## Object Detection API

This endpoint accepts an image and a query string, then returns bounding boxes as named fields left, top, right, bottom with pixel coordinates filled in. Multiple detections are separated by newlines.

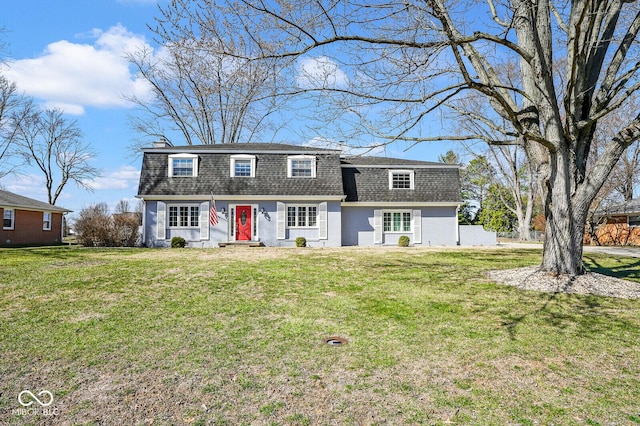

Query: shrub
left=74, top=203, right=141, bottom=247
left=74, top=203, right=115, bottom=247
left=171, top=236, right=187, bottom=248
left=295, top=237, right=307, bottom=247
left=398, top=236, right=410, bottom=247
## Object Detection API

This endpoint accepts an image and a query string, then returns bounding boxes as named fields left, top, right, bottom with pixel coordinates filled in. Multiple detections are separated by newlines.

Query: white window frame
left=168, top=154, right=198, bottom=177
left=168, top=204, right=200, bottom=228
left=230, top=154, right=256, bottom=177
left=383, top=210, right=412, bottom=233
left=389, top=170, right=415, bottom=189
left=3, top=208, right=14, bottom=230
left=43, top=212, right=52, bottom=231
left=287, top=155, right=316, bottom=178
left=286, top=204, right=319, bottom=228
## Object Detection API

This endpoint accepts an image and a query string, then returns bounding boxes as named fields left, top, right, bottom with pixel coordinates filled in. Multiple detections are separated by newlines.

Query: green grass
left=0, top=246, right=639, bottom=425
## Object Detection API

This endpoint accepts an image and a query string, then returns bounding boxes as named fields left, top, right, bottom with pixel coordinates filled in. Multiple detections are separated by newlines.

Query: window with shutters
left=286, top=204, right=318, bottom=228
left=383, top=211, right=411, bottom=232
left=168, top=205, right=200, bottom=228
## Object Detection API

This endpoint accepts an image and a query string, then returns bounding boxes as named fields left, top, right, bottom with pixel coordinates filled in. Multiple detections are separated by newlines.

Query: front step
left=218, top=241, right=265, bottom=248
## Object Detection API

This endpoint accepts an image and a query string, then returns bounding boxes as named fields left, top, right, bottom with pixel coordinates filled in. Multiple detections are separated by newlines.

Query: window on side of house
left=43, top=212, right=52, bottom=231
left=168, top=205, right=200, bottom=228
left=168, top=154, right=198, bottom=177
left=288, top=155, right=316, bottom=178
left=3, top=208, right=14, bottom=230
left=230, top=155, right=256, bottom=177
left=389, top=170, right=414, bottom=189
left=629, top=215, right=640, bottom=227
left=286, top=204, right=318, bottom=228
left=383, top=211, right=411, bottom=232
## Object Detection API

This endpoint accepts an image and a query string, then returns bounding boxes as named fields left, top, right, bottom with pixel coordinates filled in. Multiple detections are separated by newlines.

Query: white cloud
left=4, top=24, right=153, bottom=115
left=296, top=56, right=349, bottom=90
left=83, top=165, right=140, bottom=190
left=0, top=174, right=49, bottom=201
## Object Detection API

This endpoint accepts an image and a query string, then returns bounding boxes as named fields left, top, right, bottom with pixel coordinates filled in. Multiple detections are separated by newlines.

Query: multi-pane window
left=383, top=211, right=411, bottom=232
left=168, top=154, right=198, bottom=177
left=287, top=205, right=318, bottom=227
left=43, top=212, right=51, bottom=231
left=234, top=160, right=252, bottom=176
left=168, top=205, right=200, bottom=227
left=230, top=155, right=256, bottom=177
left=3, top=208, right=14, bottom=229
left=288, top=156, right=316, bottom=178
left=390, top=170, right=414, bottom=189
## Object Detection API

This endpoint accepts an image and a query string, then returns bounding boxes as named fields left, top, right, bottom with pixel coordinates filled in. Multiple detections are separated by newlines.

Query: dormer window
left=168, top=154, right=198, bottom=177
left=389, top=170, right=414, bottom=189
left=230, top=154, right=256, bottom=177
left=288, top=155, right=316, bottom=178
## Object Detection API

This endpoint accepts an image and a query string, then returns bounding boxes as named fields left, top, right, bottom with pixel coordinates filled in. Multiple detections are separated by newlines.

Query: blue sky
left=1, top=0, right=454, bottom=216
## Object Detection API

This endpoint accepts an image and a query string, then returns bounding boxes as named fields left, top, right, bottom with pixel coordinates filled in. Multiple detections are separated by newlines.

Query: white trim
left=3, top=208, right=14, bottom=230
left=144, top=147, right=339, bottom=155
left=167, top=204, right=201, bottom=228
left=277, top=202, right=286, bottom=240
left=412, top=209, right=422, bottom=244
left=342, top=163, right=459, bottom=169
left=156, top=202, right=166, bottom=240
left=230, top=154, right=256, bottom=177
left=43, top=211, right=52, bottom=231
left=229, top=203, right=259, bottom=241
left=287, top=155, right=317, bottom=178
left=286, top=204, right=319, bottom=229
left=382, top=210, right=413, bottom=233
left=318, top=202, right=328, bottom=239
left=341, top=201, right=461, bottom=207
left=373, top=210, right=383, bottom=244
left=389, top=170, right=415, bottom=190
left=168, top=153, right=198, bottom=177
left=139, top=195, right=345, bottom=202
left=200, top=201, right=210, bottom=240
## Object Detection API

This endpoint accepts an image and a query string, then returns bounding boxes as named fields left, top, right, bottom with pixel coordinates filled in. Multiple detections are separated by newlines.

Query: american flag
left=209, top=199, right=219, bottom=227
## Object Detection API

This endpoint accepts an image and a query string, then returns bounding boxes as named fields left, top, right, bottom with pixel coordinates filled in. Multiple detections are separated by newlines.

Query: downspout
left=456, top=205, right=460, bottom=246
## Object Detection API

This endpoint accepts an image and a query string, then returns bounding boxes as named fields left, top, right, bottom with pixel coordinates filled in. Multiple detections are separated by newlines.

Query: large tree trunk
left=538, top=147, right=588, bottom=275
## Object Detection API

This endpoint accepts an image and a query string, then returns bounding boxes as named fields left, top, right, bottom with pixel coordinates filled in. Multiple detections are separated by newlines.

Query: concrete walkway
left=496, top=242, right=640, bottom=258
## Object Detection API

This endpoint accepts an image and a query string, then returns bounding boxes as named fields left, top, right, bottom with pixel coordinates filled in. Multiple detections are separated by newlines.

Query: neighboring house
left=0, top=190, right=71, bottom=246
left=588, top=199, right=640, bottom=246
left=136, top=141, right=464, bottom=247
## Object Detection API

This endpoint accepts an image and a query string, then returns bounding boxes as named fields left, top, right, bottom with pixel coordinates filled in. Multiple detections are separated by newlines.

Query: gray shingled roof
left=138, top=143, right=345, bottom=197
left=145, top=142, right=342, bottom=154
left=0, top=190, right=72, bottom=212
left=137, top=143, right=462, bottom=203
left=341, top=156, right=462, bottom=203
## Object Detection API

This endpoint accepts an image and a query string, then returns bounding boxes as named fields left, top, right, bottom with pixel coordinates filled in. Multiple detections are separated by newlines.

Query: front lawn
left=1, top=247, right=639, bottom=425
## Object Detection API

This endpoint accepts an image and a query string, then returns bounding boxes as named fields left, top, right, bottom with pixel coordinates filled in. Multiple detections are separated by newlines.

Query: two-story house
left=136, top=142, right=463, bottom=247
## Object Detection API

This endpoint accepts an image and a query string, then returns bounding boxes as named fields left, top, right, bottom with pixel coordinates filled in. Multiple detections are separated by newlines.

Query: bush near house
left=171, top=236, right=187, bottom=248
left=295, top=237, right=307, bottom=247
left=398, top=235, right=410, bottom=247
left=74, top=203, right=140, bottom=247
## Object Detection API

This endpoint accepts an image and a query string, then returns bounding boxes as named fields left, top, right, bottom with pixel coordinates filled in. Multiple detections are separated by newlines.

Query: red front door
left=235, top=206, right=252, bottom=240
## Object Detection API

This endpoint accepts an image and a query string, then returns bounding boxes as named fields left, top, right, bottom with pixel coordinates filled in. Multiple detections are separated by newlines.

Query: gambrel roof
left=137, top=143, right=345, bottom=198
left=341, top=156, right=462, bottom=203
left=137, top=142, right=462, bottom=204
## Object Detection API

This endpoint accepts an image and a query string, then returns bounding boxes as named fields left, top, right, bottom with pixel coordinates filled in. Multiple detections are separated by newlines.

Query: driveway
left=497, top=242, right=640, bottom=258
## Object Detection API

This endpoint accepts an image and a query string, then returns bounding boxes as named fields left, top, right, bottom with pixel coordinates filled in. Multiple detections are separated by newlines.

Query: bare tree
left=168, top=0, right=640, bottom=276
left=126, top=1, right=292, bottom=146
left=0, top=77, right=27, bottom=178
left=13, top=108, right=100, bottom=205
